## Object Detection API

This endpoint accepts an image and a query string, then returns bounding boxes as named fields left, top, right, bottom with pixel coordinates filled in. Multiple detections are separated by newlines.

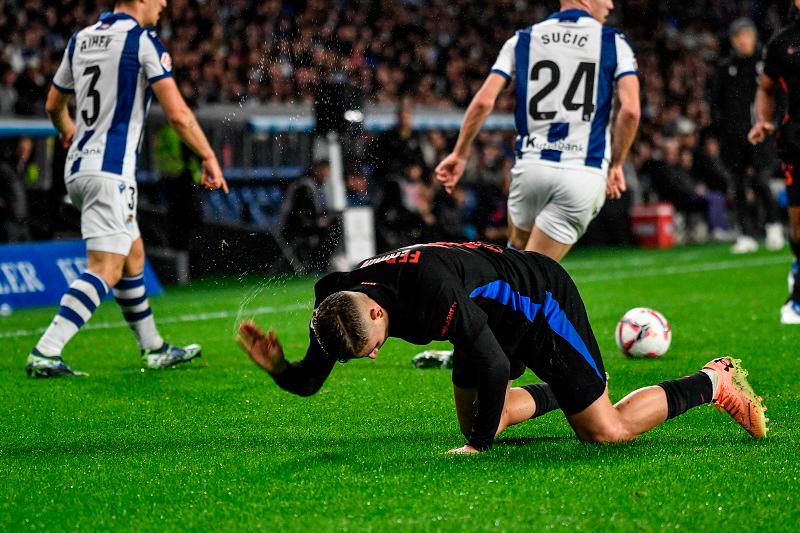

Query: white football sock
left=701, top=368, right=719, bottom=398
left=35, top=271, right=109, bottom=356
left=113, top=273, right=164, bottom=351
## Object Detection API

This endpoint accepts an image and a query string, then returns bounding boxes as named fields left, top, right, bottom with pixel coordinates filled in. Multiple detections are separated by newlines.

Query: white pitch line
left=0, top=254, right=790, bottom=339
left=573, top=254, right=788, bottom=283
left=0, top=302, right=312, bottom=339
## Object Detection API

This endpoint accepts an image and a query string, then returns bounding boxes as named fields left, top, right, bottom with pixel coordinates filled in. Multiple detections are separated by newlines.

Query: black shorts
left=452, top=258, right=606, bottom=415
left=782, top=162, right=800, bottom=207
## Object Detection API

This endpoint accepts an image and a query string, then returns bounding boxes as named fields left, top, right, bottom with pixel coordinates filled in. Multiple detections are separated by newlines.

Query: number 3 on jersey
left=82, top=65, right=102, bottom=127
left=529, top=61, right=596, bottom=122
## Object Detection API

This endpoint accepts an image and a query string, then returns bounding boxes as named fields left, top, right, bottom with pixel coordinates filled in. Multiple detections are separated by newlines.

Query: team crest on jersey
left=160, top=52, right=172, bottom=72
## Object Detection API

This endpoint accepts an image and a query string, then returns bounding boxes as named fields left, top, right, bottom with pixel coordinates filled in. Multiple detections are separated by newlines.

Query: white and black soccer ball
left=615, top=307, right=671, bottom=358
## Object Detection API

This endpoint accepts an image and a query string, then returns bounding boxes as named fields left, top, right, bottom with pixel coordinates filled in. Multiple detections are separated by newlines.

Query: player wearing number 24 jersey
left=436, top=0, right=640, bottom=261
left=26, top=0, right=227, bottom=378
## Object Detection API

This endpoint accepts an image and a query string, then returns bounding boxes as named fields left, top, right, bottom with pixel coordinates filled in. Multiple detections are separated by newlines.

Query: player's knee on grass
left=573, top=421, right=632, bottom=444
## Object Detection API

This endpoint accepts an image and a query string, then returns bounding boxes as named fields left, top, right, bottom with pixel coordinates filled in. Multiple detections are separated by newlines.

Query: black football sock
left=790, top=238, right=800, bottom=260
left=657, top=371, right=713, bottom=420
left=521, top=383, right=559, bottom=418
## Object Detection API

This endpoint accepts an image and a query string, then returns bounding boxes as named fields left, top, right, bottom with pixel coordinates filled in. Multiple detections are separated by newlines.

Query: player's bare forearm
left=609, top=75, right=640, bottom=167
left=610, top=110, right=639, bottom=167
left=453, top=98, right=494, bottom=158
left=45, top=86, right=75, bottom=145
left=748, top=75, right=777, bottom=144
left=453, top=74, right=507, bottom=157
left=151, top=77, right=216, bottom=161
left=169, top=110, right=215, bottom=160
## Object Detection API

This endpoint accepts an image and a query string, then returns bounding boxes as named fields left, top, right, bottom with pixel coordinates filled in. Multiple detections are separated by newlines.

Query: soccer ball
left=615, top=307, right=671, bottom=358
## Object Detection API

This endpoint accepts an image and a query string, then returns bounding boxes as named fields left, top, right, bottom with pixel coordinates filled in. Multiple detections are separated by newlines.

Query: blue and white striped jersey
left=52, top=12, right=173, bottom=184
left=491, top=9, right=638, bottom=174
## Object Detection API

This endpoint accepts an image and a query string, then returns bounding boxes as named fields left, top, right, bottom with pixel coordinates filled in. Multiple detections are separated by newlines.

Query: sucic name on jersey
left=540, top=31, right=589, bottom=48
left=519, top=135, right=585, bottom=153
left=80, top=35, right=112, bottom=52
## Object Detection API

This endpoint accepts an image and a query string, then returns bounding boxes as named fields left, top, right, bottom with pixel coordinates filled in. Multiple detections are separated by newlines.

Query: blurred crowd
left=0, top=0, right=796, bottom=250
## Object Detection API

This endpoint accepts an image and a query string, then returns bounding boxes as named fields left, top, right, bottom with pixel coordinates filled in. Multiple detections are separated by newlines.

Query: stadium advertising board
left=0, top=240, right=162, bottom=309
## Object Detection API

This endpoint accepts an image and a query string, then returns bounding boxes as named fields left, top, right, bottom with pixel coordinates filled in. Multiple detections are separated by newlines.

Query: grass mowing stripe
left=0, top=301, right=312, bottom=339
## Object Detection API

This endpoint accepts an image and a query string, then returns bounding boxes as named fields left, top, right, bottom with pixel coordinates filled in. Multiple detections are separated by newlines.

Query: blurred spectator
left=367, top=98, right=426, bottom=188
left=374, top=179, right=433, bottom=252
left=154, top=82, right=203, bottom=251
left=0, top=137, right=32, bottom=241
left=693, top=137, right=732, bottom=194
left=652, top=139, right=730, bottom=240
left=280, top=160, right=339, bottom=271
left=345, top=166, right=370, bottom=206
left=0, top=62, right=18, bottom=114
left=0, top=0, right=795, bottom=248
left=709, top=17, right=783, bottom=253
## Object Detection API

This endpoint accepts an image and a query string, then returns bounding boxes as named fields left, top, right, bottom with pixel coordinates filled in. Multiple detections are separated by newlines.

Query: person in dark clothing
left=749, top=1, right=800, bottom=323
left=280, top=160, right=340, bottom=272
left=373, top=179, right=432, bottom=251
left=652, top=139, right=729, bottom=237
left=237, top=242, right=768, bottom=453
left=0, top=137, right=32, bottom=242
left=710, top=18, right=784, bottom=253
left=366, top=98, right=426, bottom=188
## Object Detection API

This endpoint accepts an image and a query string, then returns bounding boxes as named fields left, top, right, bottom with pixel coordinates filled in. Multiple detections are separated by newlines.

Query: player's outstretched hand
left=446, top=444, right=480, bottom=455
left=201, top=156, right=229, bottom=194
left=237, top=320, right=287, bottom=375
left=435, top=153, right=467, bottom=194
left=748, top=121, right=775, bottom=145
left=606, top=164, right=627, bottom=200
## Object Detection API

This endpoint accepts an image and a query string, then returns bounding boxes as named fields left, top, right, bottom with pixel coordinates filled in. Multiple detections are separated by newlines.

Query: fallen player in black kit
left=237, top=242, right=768, bottom=453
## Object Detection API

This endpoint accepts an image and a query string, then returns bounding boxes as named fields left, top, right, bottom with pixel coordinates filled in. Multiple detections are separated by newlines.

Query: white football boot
left=765, top=223, right=786, bottom=251
left=731, top=235, right=759, bottom=254
left=780, top=300, right=800, bottom=324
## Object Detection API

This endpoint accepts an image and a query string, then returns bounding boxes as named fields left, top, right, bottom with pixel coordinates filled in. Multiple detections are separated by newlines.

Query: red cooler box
left=630, top=202, right=674, bottom=248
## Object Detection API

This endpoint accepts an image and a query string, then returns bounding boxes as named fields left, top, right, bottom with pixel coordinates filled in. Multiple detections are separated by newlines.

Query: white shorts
left=507, top=161, right=607, bottom=245
left=66, top=176, right=140, bottom=256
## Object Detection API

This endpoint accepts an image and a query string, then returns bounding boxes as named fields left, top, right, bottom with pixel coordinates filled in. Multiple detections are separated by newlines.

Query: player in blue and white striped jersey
left=436, top=0, right=640, bottom=261
left=26, top=0, right=228, bottom=378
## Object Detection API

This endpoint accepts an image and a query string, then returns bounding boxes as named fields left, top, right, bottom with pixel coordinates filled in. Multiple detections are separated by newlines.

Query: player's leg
left=524, top=167, right=606, bottom=261
left=452, top=353, right=558, bottom=437
left=780, top=162, right=800, bottom=323
left=113, top=235, right=201, bottom=369
left=26, top=178, right=131, bottom=377
left=453, top=381, right=558, bottom=437
left=508, top=219, right=572, bottom=260
left=524, top=226, right=573, bottom=261
left=567, top=357, right=768, bottom=442
left=752, top=141, right=784, bottom=251
left=112, top=237, right=164, bottom=353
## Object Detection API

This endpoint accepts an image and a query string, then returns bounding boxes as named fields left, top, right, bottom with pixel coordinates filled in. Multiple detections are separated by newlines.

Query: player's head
left=115, top=0, right=167, bottom=27
left=566, top=0, right=614, bottom=24
left=729, top=18, right=757, bottom=57
left=312, top=291, right=389, bottom=362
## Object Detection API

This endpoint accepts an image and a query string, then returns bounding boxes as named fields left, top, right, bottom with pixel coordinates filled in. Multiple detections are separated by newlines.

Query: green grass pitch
left=1, top=244, right=799, bottom=531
